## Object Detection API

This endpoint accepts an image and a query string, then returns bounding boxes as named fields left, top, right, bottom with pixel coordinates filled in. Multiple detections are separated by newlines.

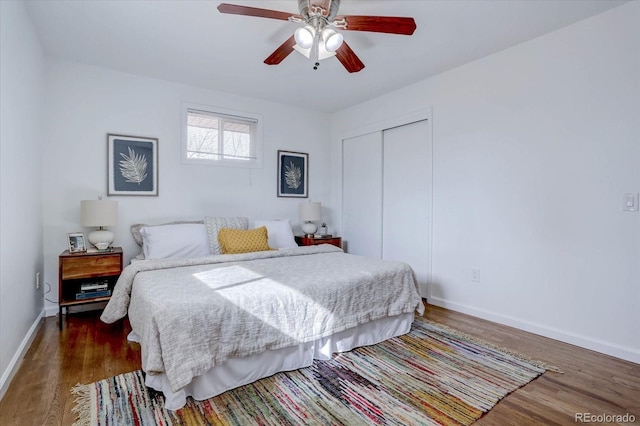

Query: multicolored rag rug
left=72, top=318, right=557, bottom=425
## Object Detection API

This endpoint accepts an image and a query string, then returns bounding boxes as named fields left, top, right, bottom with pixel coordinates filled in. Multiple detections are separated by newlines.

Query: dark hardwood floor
left=0, top=304, right=638, bottom=425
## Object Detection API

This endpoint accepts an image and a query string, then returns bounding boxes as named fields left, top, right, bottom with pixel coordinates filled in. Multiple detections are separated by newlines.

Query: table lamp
left=81, top=199, right=118, bottom=250
left=299, top=201, right=321, bottom=237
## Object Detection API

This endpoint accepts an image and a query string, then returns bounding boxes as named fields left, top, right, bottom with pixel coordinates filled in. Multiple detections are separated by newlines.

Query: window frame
left=181, top=102, right=263, bottom=168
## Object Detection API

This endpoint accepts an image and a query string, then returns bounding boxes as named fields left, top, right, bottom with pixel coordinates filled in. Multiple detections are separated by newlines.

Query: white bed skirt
left=131, top=313, right=414, bottom=410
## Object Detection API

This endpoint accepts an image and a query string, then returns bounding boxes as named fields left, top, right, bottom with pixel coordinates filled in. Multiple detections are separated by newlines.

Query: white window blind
left=182, top=104, right=262, bottom=168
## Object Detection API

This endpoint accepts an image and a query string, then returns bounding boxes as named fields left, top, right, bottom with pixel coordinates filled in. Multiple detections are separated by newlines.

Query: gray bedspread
left=101, top=245, right=423, bottom=393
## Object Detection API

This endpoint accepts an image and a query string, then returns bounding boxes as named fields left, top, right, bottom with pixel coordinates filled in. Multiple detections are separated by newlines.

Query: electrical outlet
left=623, top=193, right=638, bottom=212
left=36, top=272, right=40, bottom=290
left=471, top=268, right=480, bottom=283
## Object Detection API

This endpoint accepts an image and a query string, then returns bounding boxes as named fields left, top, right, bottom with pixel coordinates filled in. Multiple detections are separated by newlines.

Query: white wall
left=42, top=60, right=332, bottom=315
left=332, top=2, right=640, bottom=362
left=0, top=1, right=46, bottom=397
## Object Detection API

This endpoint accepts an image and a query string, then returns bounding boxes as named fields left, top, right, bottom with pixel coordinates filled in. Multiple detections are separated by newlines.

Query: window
left=182, top=103, right=262, bottom=168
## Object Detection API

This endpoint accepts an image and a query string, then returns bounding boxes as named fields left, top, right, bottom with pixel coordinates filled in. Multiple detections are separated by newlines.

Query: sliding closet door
left=382, top=120, right=431, bottom=295
left=342, top=132, right=383, bottom=258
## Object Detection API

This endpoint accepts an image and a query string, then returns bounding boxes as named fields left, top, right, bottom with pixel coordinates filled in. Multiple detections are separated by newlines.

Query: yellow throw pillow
left=218, top=226, right=273, bottom=254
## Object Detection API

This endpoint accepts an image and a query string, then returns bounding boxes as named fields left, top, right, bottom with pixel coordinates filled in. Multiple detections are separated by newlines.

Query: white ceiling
left=24, top=0, right=627, bottom=112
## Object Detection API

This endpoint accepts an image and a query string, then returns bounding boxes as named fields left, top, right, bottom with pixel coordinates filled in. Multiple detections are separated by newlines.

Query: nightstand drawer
left=61, top=254, right=121, bottom=279
left=295, top=236, right=342, bottom=249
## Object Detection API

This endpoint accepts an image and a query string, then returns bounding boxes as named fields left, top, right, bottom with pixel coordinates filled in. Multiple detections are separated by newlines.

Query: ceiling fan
left=217, top=0, right=416, bottom=73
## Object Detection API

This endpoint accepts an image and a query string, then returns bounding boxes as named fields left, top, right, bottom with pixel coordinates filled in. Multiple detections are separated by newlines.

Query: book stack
left=76, top=280, right=111, bottom=300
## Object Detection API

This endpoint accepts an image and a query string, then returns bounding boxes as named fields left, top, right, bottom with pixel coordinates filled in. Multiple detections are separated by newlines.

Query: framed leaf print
left=277, top=150, right=308, bottom=198
left=107, top=134, right=158, bottom=196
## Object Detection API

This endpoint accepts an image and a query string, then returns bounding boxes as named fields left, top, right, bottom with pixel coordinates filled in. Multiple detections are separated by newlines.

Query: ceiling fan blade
left=264, top=35, right=296, bottom=65
left=217, top=3, right=299, bottom=21
left=337, top=15, right=417, bottom=35
left=335, top=41, right=365, bottom=73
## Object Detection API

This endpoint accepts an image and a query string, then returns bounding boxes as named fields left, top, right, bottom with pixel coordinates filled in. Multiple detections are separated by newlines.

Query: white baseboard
left=428, top=297, right=640, bottom=364
left=0, top=308, right=45, bottom=401
left=44, top=304, right=58, bottom=317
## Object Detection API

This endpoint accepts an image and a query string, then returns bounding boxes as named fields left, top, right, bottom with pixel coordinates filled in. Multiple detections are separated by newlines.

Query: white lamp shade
left=322, top=28, right=343, bottom=52
left=299, top=201, right=321, bottom=222
left=294, top=26, right=315, bottom=49
left=293, top=42, right=337, bottom=61
left=81, top=200, right=118, bottom=227
left=292, top=44, right=312, bottom=59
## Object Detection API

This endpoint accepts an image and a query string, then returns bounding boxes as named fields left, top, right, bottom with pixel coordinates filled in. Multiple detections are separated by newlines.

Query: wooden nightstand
left=58, top=247, right=123, bottom=330
left=295, top=235, right=342, bottom=249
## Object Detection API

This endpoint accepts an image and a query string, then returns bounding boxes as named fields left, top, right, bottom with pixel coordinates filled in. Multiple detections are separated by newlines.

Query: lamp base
left=301, top=221, right=317, bottom=237
left=88, top=229, right=114, bottom=250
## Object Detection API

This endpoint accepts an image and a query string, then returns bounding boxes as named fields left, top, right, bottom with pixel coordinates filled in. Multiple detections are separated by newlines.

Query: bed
left=101, top=219, right=424, bottom=410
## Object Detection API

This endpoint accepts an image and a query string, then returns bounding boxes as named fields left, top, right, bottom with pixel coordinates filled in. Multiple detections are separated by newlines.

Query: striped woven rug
left=72, top=317, right=555, bottom=425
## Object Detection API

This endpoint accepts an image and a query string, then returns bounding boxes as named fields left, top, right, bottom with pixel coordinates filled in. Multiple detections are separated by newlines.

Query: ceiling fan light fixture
left=317, top=42, right=337, bottom=60
left=293, top=43, right=336, bottom=61
left=293, top=44, right=312, bottom=59
left=322, top=28, right=343, bottom=52
left=219, top=1, right=416, bottom=73
left=294, top=25, right=315, bottom=49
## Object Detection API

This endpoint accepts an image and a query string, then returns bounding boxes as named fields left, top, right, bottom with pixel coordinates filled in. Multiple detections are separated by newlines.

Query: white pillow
left=140, top=223, right=210, bottom=260
left=252, top=219, right=298, bottom=249
left=131, top=220, right=202, bottom=247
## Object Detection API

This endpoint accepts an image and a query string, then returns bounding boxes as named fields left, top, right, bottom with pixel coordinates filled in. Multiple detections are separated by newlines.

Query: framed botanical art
left=107, top=134, right=158, bottom=196
left=67, top=232, right=87, bottom=253
left=277, top=150, right=308, bottom=198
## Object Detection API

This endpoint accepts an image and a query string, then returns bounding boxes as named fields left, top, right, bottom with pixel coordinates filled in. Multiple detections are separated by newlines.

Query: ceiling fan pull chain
left=313, top=32, right=320, bottom=70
